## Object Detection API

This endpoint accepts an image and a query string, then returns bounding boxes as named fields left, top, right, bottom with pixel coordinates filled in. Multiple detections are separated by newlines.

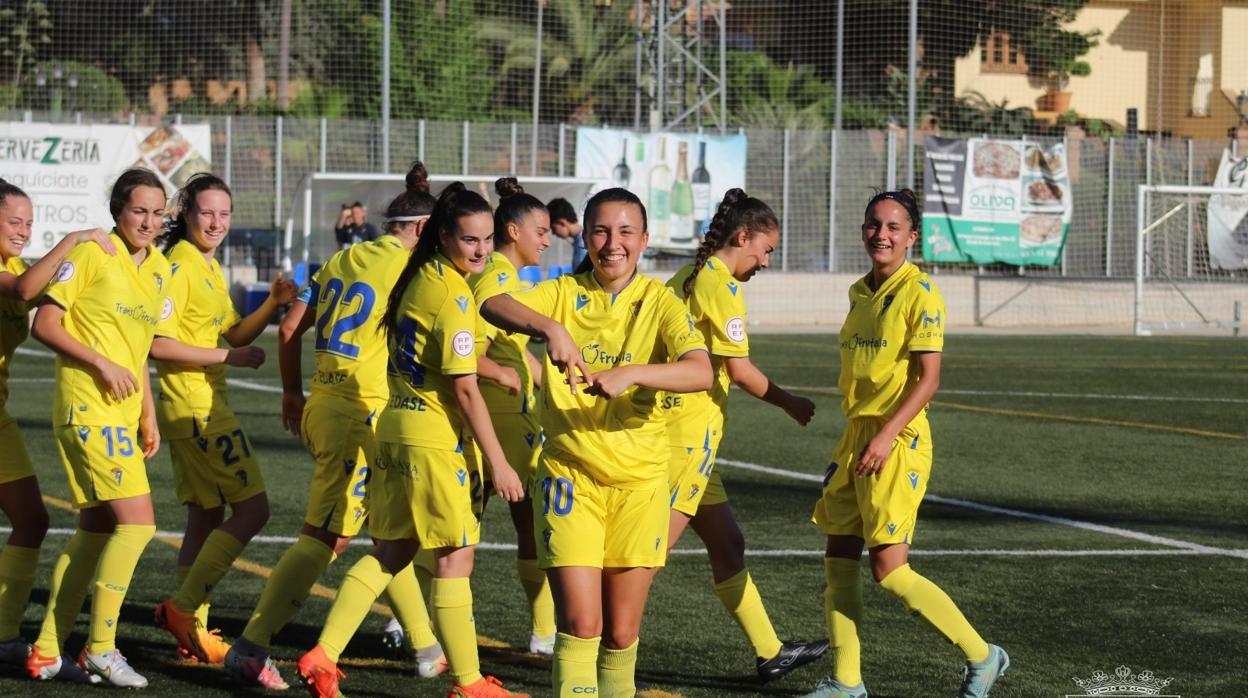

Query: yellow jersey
left=155, top=240, right=244, bottom=439
left=45, top=232, right=172, bottom=427
left=376, top=254, right=480, bottom=451
left=468, top=252, right=538, bottom=415
left=304, top=235, right=410, bottom=422
left=510, top=271, right=705, bottom=487
left=838, top=262, right=945, bottom=420
left=0, top=256, right=32, bottom=417
left=664, top=259, right=750, bottom=449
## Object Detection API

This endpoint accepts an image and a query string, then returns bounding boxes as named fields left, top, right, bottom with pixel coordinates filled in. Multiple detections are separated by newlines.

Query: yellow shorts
left=667, top=445, right=729, bottom=516
left=55, top=424, right=150, bottom=508
left=170, top=424, right=266, bottom=508
left=812, top=417, right=932, bottom=547
left=493, top=411, right=542, bottom=490
left=535, top=453, right=669, bottom=570
left=0, top=416, right=35, bottom=485
left=370, top=442, right=484, bottom=548
left=301, top=402, right=373, bottom=537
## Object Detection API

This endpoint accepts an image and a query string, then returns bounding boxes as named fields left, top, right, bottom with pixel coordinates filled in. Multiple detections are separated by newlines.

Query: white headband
left=386, top=215, right=430, bottom=224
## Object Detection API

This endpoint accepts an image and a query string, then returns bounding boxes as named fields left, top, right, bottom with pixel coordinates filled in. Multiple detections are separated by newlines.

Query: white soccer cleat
left=527, top=633, right=555, bottom=656
left=79, top=648, right=149, bottom=688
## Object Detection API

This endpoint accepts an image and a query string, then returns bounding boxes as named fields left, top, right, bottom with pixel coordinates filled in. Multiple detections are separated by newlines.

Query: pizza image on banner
left=922, top=135, right=1072, bottom=266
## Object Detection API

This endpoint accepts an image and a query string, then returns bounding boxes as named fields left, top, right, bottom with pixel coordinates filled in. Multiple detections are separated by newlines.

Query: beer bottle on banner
left=649, top=137, right=671, bottom=244
left=613, top=138, right=631, bottom=188
left=670, top=141, right=694, bottom=243
left=692, top=141, right=712, bottom=238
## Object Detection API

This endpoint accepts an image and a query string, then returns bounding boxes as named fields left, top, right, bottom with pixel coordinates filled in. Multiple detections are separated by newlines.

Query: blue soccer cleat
left=958, top=644, right=1009, bottom=698
left=800, top=677, right=868, bottom=698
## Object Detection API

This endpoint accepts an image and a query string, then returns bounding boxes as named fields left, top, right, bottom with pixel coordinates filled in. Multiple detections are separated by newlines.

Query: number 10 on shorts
left=541, top=477, right=574, bottom=516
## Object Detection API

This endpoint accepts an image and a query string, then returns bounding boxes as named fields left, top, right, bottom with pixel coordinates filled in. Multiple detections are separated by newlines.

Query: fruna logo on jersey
left=581, top=343, right=632, bottom=367
left=575, top=293, right=590, bottom=311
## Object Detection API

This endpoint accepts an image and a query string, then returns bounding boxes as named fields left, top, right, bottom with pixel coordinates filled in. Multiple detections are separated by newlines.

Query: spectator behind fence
left=547, top=197, right=585, bottom=270
left=334, top=201, right=381, bottom=249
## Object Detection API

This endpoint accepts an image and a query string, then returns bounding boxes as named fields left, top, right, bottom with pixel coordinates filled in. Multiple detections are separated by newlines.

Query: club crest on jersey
left=455, top=468, right=468, bottom=485
left=908, top=471, right=920, bottom=489
left=455, top=295, right=469, bottom=314
left=575, top=293, right=590, bottom=311
left=111, top=468, right=124, bottom=485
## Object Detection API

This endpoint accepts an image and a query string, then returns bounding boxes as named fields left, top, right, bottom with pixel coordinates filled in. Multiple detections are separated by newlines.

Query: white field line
left=1, top=527, right=1236, bottom=558
left=716, top=458, right=1248, bottom=559
left=781, top=383, right=1248, bottom=405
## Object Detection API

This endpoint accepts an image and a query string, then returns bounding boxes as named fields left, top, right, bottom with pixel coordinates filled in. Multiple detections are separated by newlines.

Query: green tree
left=0, top=0, right=52, bottom=107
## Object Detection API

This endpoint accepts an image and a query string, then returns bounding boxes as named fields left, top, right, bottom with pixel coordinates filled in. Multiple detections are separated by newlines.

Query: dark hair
left=547, top=197, right=577, bottom=224
left=383, top=161, right=436, bottom=233
left=573, top=187, right=647, bottom=274
left=0, top=178, right=29, bottom=210
left=494, top=177, right=547, bottom=248
left=163, top=172, right=232, bottom=253
left=352, top=201, right=364, bottom=208
left=864, top=188, right=921, bottom=230
left=682, top=188, right=778, bottom=296
left=381, top=182, right=492, bottom=339
left=109, top=168, right=165, bottom=220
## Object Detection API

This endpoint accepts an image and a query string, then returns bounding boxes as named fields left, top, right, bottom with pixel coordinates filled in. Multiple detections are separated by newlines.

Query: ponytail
left=493, top=177, right=546, bottom=248
left=381, top=182, right=491, bottom=340
left=682, top=188, right=777, bottom=296
left=383, top=161, right=436, bottom=234
left=164, top=172, right=232, bottom=253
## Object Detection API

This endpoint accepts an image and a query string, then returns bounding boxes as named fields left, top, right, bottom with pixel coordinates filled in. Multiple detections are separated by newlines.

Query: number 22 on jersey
left=315, top=279, right=377, bottom=358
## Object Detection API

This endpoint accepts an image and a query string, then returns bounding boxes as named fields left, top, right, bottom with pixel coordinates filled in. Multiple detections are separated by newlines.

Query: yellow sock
left=174, top=530, right=242, bottom=618
left=517, top=558, right=555, bottom=638
left=413, top=548, right=436, bottom=609
left=713, top=570, right=783, bottom=659
left=318, top=554, right=393, bottom=662
left=242, top=534, right=333, bottom=647
left=824, top=557, right=864, bottom=686
left=597, top=638, right=639, bottom=697
left=878, top=564, right=989, bottom=663
left=383, top=563, right=438, bottom=650
left=433, top=577, right=481, bottom=685
left=0, top=544, right=40, bottom=641
left=35, top=530, right=109, bottom=656
left=553, top=633, right=599, bottom=697
left=174, top=566, right=210, bottom=627
left=87, top=524, right=155, bottom=655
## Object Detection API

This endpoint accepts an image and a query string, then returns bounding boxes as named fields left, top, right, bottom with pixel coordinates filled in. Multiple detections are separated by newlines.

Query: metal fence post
left=418, top=119, right=426, bottom=161
left=1061, top=135, right=1068, bottom=275
left=381, top=0, right=391, bottom=174
left=224, top=115, right=233, bottom=283
left=319, top=117, right=328, bottom=173
left=558, top=123, right=567, bottom=177
left=828, top=129, right=838, bottom=273
left=1134, top=184, right=1146, bottom=335
left=532, top=0, right=544, bottom=176
left=1186, top=139, right=1193, bottom=277
left=1106, top=137, right=1115, bottom=277
left=886, top=130, right=897, bottom=190
left=782, top=128, right=791, bottom=272
left=906, top=0, right=917, bottom=190
left=510, top=122, right=518, bottom=175
left=275, top=115, right=285, bottom=271
left=462, top=120, right=470, bottom=175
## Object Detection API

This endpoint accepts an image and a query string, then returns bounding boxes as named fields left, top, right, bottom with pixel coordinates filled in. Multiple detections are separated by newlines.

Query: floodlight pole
left=381, top=0, right=391, bottom=173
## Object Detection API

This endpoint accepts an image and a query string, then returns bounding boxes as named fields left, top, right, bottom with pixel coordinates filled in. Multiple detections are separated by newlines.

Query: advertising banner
left=575, top=128, right=747, bottom=251
left=1207, top=149, right=1248, bottom=270
left=922, top=136, right=1070, bottom=266
left=0, top=123, right=212, bottom=258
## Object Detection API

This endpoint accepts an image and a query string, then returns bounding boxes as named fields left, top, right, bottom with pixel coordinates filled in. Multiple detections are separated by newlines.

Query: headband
left=385, top=215, right=430, bottom=224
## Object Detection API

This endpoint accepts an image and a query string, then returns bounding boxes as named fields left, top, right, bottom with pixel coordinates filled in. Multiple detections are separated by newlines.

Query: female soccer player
left=226, top=163, right=445, bottom=689
left=296, top=183, right=527, bottom=698
left=26, top=168, right=172, bottom=688
left=802, top=190, right=1007, bottom=698
left=468, top=177, right=554, bottom=654
left=149, top=173, right=296, bottom=665
left=481, top=188, right=712, bottom=697
left=663, top=188, right=828, bottom=681
left=0, top=179, right=115, bottom=673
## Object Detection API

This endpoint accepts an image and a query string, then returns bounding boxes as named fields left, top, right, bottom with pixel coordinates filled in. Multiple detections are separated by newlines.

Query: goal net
left=1134, top=185, right=1247, bottom=336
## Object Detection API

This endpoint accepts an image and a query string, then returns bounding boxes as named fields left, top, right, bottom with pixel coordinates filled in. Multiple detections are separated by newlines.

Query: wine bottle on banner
left=692, top=141, right=712, bottom=238
left=649, top=137, right=671, bottom=245
left=670, top=141, right=694, bottom=243
left=613, top=138, right=631, bottom=188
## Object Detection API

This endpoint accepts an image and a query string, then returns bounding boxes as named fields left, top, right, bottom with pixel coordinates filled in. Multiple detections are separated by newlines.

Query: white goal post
left=1134, top=184, right=1246, bottom=336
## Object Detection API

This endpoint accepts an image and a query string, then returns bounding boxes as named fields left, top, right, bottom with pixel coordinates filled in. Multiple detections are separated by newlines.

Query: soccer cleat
left=224, top=641, right=290, bottom=691
left=25, top=647, right=101, bottom=684
left=957, top=644, right=1009, bottom=698
left=196, top=628, right=232, bottom=664
left=448, top=674, right=530, bottom=698
left=416, top=649, right=448, bottom=679
left=527, top=633, right=555, bottom=656
left=800, top=677, right=869, bottom=698
left=0, top=636, right=31, bottom=666
left=155, top=599, right=207, bottom=663
left=381, top=617, right=414, bottom=660
left=297, top=644, right=345, bottom=698
left=79, top=648, right=149, bottom=688
left=757, top=638, right=831, bottom=683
